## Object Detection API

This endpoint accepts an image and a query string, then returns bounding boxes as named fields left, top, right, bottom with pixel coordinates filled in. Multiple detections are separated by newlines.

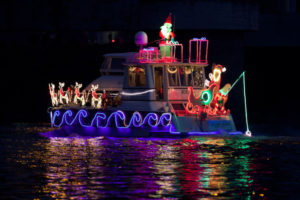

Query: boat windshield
left=111, top=58, right=126, bottom=70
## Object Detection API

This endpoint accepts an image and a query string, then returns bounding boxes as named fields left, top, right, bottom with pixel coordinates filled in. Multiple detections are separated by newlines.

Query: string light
left=58, top=82, right=69, bottom=104
left=121, top=89, right=155, bottom=96
left=200, top=89, right=213, bottom=105
left=73, top=82, right=86, bottom=106
left=243, top=72, right=252, bottom=137
left=51, top=109, right=172, bottom=129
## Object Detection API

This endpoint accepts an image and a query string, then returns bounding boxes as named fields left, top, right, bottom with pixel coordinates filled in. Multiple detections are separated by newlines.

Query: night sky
left=0, top=0, right=299, bottom=134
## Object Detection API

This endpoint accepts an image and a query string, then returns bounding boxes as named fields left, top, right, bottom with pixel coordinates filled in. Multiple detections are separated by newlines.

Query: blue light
left=51, top=109, right=173, bottom=129
left=50, top=110, right=242, bottom=135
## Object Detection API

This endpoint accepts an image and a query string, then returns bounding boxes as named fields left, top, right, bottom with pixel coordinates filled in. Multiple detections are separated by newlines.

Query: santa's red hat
left=165, top=13, right=172, bottom=24
left=213, top=64, right=226, bottom=72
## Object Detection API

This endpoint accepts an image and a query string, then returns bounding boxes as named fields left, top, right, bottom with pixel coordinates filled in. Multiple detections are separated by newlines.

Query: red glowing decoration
left=185, top=64, right=231, bottom=116
left=185, top=84, right=216, bottom=114
left=139, top=47, right=159, bottom=63
left=189, top=38, right=208, bottom=64
left=159, top=14, right=175, bottom=44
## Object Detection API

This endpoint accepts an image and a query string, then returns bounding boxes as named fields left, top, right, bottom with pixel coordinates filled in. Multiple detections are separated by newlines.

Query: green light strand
left=226, top=71, right=245, bottom=95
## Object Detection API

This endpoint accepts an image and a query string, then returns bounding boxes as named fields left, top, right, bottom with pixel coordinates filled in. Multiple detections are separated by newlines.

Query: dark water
left=1, top=126, right=300, bottom=199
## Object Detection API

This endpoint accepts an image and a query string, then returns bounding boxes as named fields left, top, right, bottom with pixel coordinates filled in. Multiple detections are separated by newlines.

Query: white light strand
left=121, top=89, right=155, bottom=96
left=243, top=72, right=252, bottom=137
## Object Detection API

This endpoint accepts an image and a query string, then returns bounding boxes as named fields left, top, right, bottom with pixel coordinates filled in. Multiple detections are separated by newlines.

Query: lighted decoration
left=207, top=64, right=231, bottom=115
left=185, top=67, right=192, bottom=75
left=121, top=89, right=155, bottom=96
left=90, top=84, right=102, bottom=108
left=208, top=64, right=227, bottom=90
left=49, top=109, right=244, bottom=135
left=159, top=13, right=175, bottom=44
left=185, top=64, right=231, bottom=116
left=189, top=38, right=209, bottom=64
left=50, top=109, right=172, bottom=129
left=185, top=84, right=216, bottom=114
left=73, top=82, right=86, bottom=106
left=49, top=83, right=58, bottom=107
left=129, top=66, right=137, bottom=72
left=159, top=14, right=177, bottom=59
left=167, top=66, right=178, bottom=74
left=58, top=82, right=69, bottom=104
left=139, top=47, right=159, bottom=63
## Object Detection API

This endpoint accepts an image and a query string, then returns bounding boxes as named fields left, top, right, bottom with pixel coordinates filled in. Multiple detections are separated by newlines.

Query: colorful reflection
left=40, top=135, right=254, bottom=199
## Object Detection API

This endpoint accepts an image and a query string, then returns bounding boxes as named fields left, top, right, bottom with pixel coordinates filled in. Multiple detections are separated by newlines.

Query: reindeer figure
left=90, top=84, right=102, bottom=108
left=73, top=82, right=86, bottom=106
left=48, top=83, right=58, bottom=107
left=58, top=82, right=69, bottom=104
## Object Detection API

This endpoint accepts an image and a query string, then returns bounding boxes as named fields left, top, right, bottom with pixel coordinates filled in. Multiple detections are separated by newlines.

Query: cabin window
left=168, top=66, right=179, bottom=86
left=192, top=66, right=205, bottom=87
left=179, top=66, right=193, bottom=86
left=128, top=66, right=146, bottom=87
left=111, top=58, right=126, bottom=70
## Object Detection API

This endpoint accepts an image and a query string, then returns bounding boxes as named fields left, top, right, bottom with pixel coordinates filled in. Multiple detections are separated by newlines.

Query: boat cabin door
left=154, top=67, right=164, bottom=100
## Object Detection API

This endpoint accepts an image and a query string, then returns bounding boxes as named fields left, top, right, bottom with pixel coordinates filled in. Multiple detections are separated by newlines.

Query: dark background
left=0, top=0, right=299, bottom=134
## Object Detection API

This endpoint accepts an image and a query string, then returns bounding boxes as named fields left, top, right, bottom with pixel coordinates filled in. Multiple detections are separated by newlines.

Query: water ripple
left=1, top=127, right=300, bottom=199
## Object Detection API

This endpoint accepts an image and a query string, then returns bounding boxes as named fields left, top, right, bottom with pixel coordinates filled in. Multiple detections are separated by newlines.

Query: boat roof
left=85, top=75, right=123, bottom=91
left=103, top=52, right=137, bottom=58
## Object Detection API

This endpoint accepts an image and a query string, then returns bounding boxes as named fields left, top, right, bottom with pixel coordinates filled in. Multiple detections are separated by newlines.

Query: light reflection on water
left=1, top=128, right=300, bottom=199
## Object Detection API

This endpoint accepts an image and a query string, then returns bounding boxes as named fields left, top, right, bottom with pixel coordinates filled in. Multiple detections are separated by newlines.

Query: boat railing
left=138, top=43, right=183, bottom=63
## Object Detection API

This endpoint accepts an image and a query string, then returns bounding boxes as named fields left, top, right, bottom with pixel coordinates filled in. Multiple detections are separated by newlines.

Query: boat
left=47, top=14, right=251, bottom=137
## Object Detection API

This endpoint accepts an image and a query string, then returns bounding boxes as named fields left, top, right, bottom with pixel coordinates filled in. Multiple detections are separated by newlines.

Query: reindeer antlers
left=59, top=82, right=65, bottom=87
left=91, top=84, right=99, bottom=90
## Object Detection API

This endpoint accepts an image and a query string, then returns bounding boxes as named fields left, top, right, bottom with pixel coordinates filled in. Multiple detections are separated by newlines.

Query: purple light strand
left=51, top=109, right=172, bottom=129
